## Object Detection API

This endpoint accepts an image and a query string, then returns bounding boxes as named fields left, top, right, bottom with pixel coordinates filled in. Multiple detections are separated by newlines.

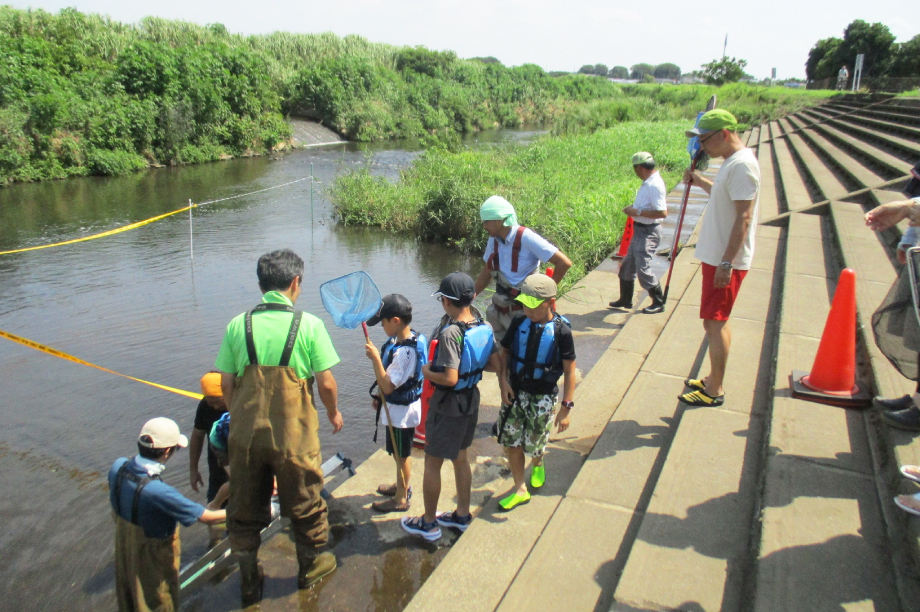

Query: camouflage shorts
left=498, top=391, right=557, bottom=457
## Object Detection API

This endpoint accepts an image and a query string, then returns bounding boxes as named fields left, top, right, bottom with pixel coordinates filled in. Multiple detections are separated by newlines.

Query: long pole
left=362, top=322, right=407, bottom=493
left=188, top=199, right=194, bottom=260
left=310, top=162, right=314, bottom=240
left=662, top=159, right=698, bottom=303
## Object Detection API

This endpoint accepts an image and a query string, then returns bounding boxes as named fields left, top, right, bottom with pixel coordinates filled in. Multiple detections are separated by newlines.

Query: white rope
left=197, top=176, right=313, bottom=207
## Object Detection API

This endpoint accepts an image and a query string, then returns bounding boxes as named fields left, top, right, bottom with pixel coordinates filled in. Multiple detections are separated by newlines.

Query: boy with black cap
left=496, top=273, right=576, bottom=510
left=109, top=418, right=227, bottom=612
left=401, top=272, right=501, bottom=540
left=365, top=293, right=428, bottom=513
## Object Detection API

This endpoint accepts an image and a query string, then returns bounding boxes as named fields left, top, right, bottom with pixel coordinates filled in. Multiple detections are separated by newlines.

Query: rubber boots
left=237, top=551, right=264, bottom=608
left=296, top=544, right=337, bottom=589
left=642, top=283, right=665, bottom=314
left=608, top=279, right=635, bottom=309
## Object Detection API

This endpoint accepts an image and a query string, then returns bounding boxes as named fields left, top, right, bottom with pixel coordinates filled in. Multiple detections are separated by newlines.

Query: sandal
left=372, top=497, right=410, bottom=513
left=894, top=493, right=920, bottom=517
left=900, top=465, right=920, bottom=485
left=376, top=484, right=412, bottom=500
left=678, top=389, right=724, bottom=406
left=684, top=378, right=706, bottom=392
left=498, top=490, right=531, bottom=512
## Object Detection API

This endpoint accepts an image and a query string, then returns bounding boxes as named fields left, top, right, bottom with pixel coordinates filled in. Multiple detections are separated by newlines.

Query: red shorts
left=700, top=263, right=748, bottom=321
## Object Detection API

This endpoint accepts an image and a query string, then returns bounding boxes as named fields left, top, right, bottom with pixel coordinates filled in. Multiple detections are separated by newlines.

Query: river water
left=0, top=130, right=543, bottom=611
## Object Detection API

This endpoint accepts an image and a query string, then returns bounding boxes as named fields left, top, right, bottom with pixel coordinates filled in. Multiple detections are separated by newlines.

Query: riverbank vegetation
left=330, top=121, right=689, bottom=292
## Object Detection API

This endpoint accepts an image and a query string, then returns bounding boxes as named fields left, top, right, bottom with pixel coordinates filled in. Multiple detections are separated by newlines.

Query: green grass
left=330, top=121, right=689, bottom=292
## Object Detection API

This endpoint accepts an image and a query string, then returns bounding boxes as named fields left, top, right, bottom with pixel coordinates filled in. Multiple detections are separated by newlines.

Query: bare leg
left=505, top=446, right=527, bottom=495
left=702, top=318, right=731, bottom=396
left=395, top=456, right=411, bottom=505
left=452, top=449, right=472, bottom=517
left=423, top=454, right=443, bottom=523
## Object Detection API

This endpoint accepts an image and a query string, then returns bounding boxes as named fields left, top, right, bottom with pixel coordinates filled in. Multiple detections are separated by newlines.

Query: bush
left=86, top=148, right=147, bottom=175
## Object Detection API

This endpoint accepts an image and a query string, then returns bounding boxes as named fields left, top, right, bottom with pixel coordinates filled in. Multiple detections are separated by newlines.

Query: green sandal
left=530, top=464, right=546, bottom=489
left=498, top=490, right=531, bottom=512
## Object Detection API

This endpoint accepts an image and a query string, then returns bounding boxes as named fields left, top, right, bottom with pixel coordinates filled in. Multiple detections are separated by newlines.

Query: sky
left=7, top=0, right=918, bottom=79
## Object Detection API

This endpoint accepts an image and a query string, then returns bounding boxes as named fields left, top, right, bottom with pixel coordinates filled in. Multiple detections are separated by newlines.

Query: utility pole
left=723, top=34, right=728, bottom=59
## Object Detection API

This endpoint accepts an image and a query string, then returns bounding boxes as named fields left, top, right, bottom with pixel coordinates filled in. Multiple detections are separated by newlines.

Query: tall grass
left=330, top=121, right=689, bottom=292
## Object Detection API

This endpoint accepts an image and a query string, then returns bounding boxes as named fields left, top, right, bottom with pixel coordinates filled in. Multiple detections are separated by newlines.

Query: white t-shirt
left=379, top=345, right=422, bottom=428
left=694, top=148, right=761, bottom=270
left=482, top=225, right=559, bottom=287
left=632, top=171, right=668, bottom=225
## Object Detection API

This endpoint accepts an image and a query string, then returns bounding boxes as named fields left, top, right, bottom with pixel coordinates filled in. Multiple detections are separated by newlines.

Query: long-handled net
left=319, top=271, right=409, bottom=490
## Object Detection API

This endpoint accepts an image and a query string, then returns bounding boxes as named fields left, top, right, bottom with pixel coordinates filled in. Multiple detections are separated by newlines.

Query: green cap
left=631, top=151, right=654, bottom=166
left=685, top=109, right=738, bottom=137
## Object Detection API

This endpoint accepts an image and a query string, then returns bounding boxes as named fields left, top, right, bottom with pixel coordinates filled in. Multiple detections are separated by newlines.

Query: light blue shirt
left=482, top=225, right=558, bottom=287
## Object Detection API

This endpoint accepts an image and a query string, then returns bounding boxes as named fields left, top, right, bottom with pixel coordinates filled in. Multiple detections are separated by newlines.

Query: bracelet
left=560, top=400, right=574, bottom=409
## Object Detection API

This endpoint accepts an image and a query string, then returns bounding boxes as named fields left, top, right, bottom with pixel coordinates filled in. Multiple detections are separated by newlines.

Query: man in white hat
left=109, top=417, right=227, bottom=612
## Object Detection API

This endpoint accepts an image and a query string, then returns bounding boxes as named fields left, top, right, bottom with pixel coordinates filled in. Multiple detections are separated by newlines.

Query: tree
left=699, top=57, right=748, bottom=85
left=594, top=64, right=608, bottom=77
left=887, top=35, right=920, bottom=77
left=806, top=38, right=841, bottom=81
left=835, top=20, right=895, bottom=78
left=609, top=66, right=629, bottom=79
left=630, top=63, right=655, bottom=79
left=653, top=63, right=681, bottom=80
left=578, top=65, right=594, bottom=75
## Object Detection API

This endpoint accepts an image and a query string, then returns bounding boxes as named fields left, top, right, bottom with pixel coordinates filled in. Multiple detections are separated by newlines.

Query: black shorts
left=425, top=407, right=478, bottom=460
left=384, top=426, right=415, bottom=458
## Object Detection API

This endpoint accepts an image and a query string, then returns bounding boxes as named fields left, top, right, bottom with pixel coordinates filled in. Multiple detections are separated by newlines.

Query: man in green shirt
left=215, top=249, right=343, bottom=606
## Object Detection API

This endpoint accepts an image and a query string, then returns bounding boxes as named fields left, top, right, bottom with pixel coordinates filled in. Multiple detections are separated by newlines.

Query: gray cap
left=631, top=151, right=654, bottom=165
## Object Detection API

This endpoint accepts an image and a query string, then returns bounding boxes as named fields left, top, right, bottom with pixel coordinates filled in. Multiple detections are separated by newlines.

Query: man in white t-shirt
left=678, top=109, right=761, bottom=407
left=609, top=151, right=669, bottom=314
left=475, top=195, right=572, bottom=341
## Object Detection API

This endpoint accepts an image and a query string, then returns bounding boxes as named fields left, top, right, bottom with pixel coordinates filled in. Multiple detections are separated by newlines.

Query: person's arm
left=548, top=251, right=572, bottom=284
left=365, top=340, right=396, bottom=394
left=198, top=508, right=227, bottom=525
left=475, top=265, right=492, bottom=296
left=422, top=364, right=459, bottom=387
left=206, top=482, right=229, bottom=511
left=635, top=208, right=668, bottom=220
left=220, top=373, right=235, bottom=410
left=188, top=429, right=206, bottom=492
left=865, top=199, right=919, bottom=231
left=683, top=168, right=712, bottom=195
left=498, top=347, right=514, bottom=405
left=314, top=369, right=343, bottom=433
left=554, top=359, right=577, bottom=433
left=713, top=199, right=755, bottom=289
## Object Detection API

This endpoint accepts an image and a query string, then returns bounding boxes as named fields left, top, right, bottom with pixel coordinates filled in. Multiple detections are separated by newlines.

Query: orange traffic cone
left=611, top=217, right=634, bottom=259
left=791, top=268, right=871, bottom=408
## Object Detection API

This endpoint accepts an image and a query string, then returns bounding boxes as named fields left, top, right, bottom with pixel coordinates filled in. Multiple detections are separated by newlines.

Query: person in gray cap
left=608, top=152, right=669, bottom=314
left=109, top=417, right=227, bottom=612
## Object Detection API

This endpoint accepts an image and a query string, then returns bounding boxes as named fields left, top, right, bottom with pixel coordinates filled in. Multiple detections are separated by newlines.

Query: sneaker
left=530, top=464, right=546, bottom=489
left=678, top=389, right=724, bottom=407
left=498, top=491, right=531, bottom=512
left=400, top=516, right=441, bottom=541
left=874, top=394, right=915, bottom=412
left=436, top=510, right=473, bottom=532
left=882, top=406, right=920, bottom=432
left=684, top=378, right=706, bottom=392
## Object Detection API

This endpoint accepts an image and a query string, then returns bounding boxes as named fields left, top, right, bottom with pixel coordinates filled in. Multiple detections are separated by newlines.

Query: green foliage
left=806, top=20, right=917, bottom=81
left=837, top=20, right=895, bottom=77
left=609, top=66, right=629, bottom=79
left=653, top=63, right=681, bottom=80
left=807, top=38, right=842, bottom=81
left=888, top=35, right=920, bottom=77
left=330, top=121, right=689, bottom=291
left=700, top=57, right=748, bottom=86
left=630, top=64, right=655, bottom=79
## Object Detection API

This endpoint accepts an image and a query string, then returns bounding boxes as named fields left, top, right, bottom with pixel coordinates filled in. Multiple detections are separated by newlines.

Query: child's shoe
left=436, top=510, right=473, bottom=532
left=400, top=515, right=441, bottom=541
left=498, top=490, right=531, bottom=511
left=530, top=465, right=546, bottom=489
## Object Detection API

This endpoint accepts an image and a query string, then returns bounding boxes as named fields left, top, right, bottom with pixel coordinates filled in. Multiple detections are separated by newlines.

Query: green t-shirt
left=215, top=291, right=340, bottom=380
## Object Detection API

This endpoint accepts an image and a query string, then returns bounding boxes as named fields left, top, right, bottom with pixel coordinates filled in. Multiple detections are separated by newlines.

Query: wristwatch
left=719, top=261, right=733, bottom=272
left=560, top=400, right=574, bottom=409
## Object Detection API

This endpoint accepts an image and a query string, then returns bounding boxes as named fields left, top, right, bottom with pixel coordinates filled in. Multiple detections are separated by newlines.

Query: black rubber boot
left=296, top=544, right=337, bottom=589
left=642, top=283, right=665, bottom=314
left=237, top=551, right=264, bottom=608
left=608, top=279, right=634, bottom=309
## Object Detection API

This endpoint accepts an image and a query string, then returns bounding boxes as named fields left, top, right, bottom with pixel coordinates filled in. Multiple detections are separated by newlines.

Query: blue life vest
left=453, top=320, right=494, bottom=391
left=379, top=330, right=428, bottom=405
left=509, top=314, right=570, bottom=386
left=209, top=412, right=231, bottom=451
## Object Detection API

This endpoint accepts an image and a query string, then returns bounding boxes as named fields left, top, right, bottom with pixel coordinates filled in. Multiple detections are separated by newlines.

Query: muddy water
left=0, top=131, right=546, bottom=612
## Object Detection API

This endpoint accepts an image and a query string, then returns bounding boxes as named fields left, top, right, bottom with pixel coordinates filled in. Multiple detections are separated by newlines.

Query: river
left=0, top=129, right=543, bottom=611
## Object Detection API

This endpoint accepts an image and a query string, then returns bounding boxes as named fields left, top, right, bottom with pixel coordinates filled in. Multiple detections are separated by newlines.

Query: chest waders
left=112, top=460, right=181, bottom=612
left=486, top=226, right=531, bottom=341
left=227, top=303, right=328, bottom=555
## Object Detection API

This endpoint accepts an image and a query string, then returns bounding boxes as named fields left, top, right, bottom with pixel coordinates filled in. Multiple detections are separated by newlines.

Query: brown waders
left=112, top=462, right=180, bottom=612
left=486, top=270, right=524, bottom=343
left=227, top=304, right=333, bottom=603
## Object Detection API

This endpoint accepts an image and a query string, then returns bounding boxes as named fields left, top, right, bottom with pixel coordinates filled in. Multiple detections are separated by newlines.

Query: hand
left=190, top=469, right=204, bottom=492
left=898, top=246, right=908, bottom=265
left=327, top=409, right=344, bottom=433
left=713, top=266, right=732, bottom=289
left=554, top=408, right=570, bottom=433
left=865, top=202, right=913, bottom=231
left=365, top=340, right=380, bottom=361
left=683, top=168, right=699, bottom=184
left=623, top=205, right=637, bottom=217
left=371, top=397, right=381, bottom=411
left=500, top=381, right=514, bottom=405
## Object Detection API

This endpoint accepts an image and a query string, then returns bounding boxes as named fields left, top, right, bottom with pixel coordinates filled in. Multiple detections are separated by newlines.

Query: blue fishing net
left=319, top=271, right=382, bottom=329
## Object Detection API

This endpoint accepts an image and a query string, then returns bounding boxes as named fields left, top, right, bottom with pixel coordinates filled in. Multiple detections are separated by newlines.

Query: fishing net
left=871, top=260, right=920, bottom=381
left=319, top=271, right=382, bottom=329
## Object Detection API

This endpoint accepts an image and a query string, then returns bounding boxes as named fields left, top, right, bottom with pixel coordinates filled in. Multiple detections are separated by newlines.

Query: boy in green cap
left=496, top=273, right=577, bottom=511
left=679, top=109, right=760, bottom=408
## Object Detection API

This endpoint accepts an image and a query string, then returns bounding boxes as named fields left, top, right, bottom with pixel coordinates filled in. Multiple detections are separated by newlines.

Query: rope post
left=188, top=199, right=194, bottom=260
